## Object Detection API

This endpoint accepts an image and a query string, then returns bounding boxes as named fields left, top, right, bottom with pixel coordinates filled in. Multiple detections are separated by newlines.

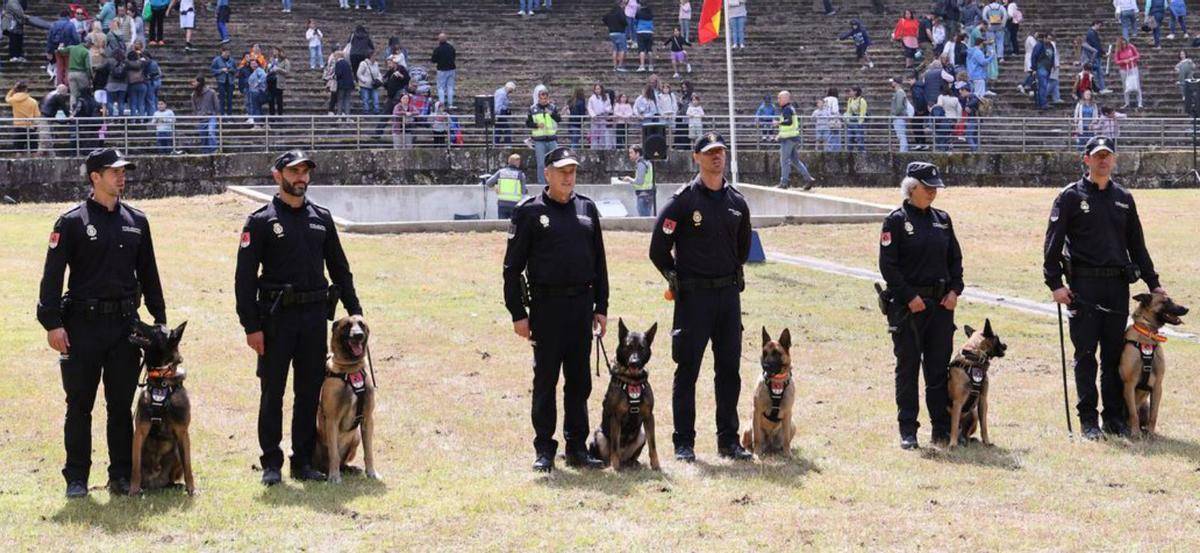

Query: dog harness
left=327, top=369, right=369, bottom=430
left=957, top=350, right=990, bottom=414
left=1127, top=324, right=1167, bottom=393
left=611, top=370, right=648, bottom=414
left=145, top=383, right=177, bottom=426
left=763, top=373, right=791, bottom=423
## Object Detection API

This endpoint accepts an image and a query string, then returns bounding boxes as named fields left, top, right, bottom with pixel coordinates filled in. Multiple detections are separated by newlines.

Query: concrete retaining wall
left=3, top=148, right=1197, bottom=203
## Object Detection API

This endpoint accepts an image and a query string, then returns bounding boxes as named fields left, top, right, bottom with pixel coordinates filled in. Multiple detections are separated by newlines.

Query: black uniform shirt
left=502, top=191, right=609, bottom=321
left=878, top=200, right=965, bottom=304
left=649, top=177, right=752, bottom=280
left=37, top=196, right=166, bottom=330
left=1042, top=177, right=1159, bottom=291
left=235, top=195, right=362, bottom=334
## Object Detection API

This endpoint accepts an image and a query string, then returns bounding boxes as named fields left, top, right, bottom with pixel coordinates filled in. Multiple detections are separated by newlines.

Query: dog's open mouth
left=1162, top=313, right=1184, bottom=326
left=348, top=335, right=366, bottom=357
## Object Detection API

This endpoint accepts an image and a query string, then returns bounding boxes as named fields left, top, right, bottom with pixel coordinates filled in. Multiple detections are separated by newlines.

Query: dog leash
left=365, top=341, right=379, bottom=390
left=594, top=332, right=612, bottom=377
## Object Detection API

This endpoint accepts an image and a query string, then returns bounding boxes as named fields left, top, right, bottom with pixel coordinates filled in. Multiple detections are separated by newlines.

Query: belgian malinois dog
left=1120, top=292, right=1189, bottom=438
left=947, top=319, right=1006, bottom=449
left=314, top=315, right=379, bottom=483
left=741, top=328, right=796, bottom=458
left=129, top=321, right=195, bottom=496
left=588, top=319, right=660, bottom=470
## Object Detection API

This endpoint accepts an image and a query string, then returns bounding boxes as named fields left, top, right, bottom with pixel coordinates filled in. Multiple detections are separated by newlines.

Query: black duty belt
left=64, top=297, right=138, bottom=316
left=1072, top=266, right=1124, bottom=279
left=258, top=288, right=328, bottom=306
left=677, top=275, right=737, bottom=292
left=911, top=285, right=944, bottom=298
left=529, top=283, right=593, bottom=297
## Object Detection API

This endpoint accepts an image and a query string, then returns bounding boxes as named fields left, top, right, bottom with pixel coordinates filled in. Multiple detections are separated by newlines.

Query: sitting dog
left=741, top=328, right=796, bottom=458
left=588, top=319, right=660, bottom=470
left=1120, top=292, right=1189, bottom=438
left=314, top=315, right=379, bottom=483
left=128, top=321, right=195, bottom=496
left=947, top=319, right=1007, bottom=449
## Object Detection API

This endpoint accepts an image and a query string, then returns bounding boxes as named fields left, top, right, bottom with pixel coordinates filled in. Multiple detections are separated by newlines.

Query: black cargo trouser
left=1068, top=276, right=1130, bottom=429
left=257, top=303, right=327, bottom=471
left=59, top=311, right=141, bottom=485
left=529, top=291, right=595, bottom=456
left=891, top=302, right=954, bottom=438
left=670, top=285, right=743, bottom=449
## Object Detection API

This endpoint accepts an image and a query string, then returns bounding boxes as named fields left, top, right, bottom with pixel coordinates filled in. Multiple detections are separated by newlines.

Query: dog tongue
left=350, top=341, right=364, bottom=357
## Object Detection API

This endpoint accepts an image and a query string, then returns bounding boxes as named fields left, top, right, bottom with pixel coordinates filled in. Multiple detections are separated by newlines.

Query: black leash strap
left=1057, top=303, right=1074, bottom=438
left=594, top=332, right=612, bottom=377
left=365, top=341, right=379, bottom=390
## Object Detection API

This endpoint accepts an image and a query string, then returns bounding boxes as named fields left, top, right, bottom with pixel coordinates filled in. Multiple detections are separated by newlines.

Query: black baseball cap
left=543, top=147, right=581, bottom=168
left=272, top=150, right=316, bottom=171
left=85, top=148, right=136, bottom=175
left=1084, top=136, right=1116, bottom=156
left=906, top=161, right=945, bottom=188
left=693, top=132, right=727, bottom=153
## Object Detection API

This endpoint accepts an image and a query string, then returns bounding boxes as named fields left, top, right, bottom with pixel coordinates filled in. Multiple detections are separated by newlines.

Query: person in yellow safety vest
left=485, top=153, right=527, bottom=219
left=772, top=90, right=816, bottom=190
left=619, top=144, right=656, bottom=216
left=525, top=88, right=561, bottom=185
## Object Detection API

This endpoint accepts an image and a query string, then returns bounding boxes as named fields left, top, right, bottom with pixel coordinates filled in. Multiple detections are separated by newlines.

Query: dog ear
left=169, top=321, right=188, bottom=346
left=983, top=319, right=994, bottom=337
left=963, top=324, right=976, bottom=338
left=762, top=326, right=771, bottom=348
left=618, top=318, right=628, bottom=343
left=1132, top=293, right=1153, bottom=306
left=779, top=328, right=791, bottom=351
left=644, top=322, right=657, bottom=346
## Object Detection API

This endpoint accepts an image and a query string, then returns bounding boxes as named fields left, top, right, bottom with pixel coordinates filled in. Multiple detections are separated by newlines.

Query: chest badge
left=692, top=210, right=703, bottom=227
left=904, top=221, right=914, bottom=235
left=85, top=224, right=97, bottom=238
left=272, top=222, right=284, bottom=236
left=539, top=214, right=550, bottom=228
left=1080, top=200, right=1090, bottom=213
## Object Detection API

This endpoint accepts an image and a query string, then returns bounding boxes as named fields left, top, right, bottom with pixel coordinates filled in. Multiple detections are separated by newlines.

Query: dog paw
left=328, top=473, right=343, bottom=484
left=186, top=487, right=198, bottom=496
left=128, top=487, right=141, bottom=497
left=366, top=470, right=381, bottom=480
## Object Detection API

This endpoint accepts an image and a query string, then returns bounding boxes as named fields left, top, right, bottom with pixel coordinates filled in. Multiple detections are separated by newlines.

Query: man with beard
left=234, top=150, right=363, bottom=485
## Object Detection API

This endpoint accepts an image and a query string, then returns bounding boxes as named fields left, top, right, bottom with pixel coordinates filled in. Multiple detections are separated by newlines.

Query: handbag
left=141, top=1, right=151, bottom=21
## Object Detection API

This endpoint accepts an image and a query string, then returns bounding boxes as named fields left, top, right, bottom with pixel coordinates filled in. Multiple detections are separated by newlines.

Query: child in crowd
left=686, top=93, right=704, bottom=141
left=306, top=19, right=324, bottom=70
left=664, top=27, right=692, bottom=78
left=151, top=99, right=177, bottom=154
left=840, top=18, right=875, bottom=70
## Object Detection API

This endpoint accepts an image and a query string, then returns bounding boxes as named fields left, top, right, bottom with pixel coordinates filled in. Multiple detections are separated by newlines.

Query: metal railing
left=0, top=113, right=1193, bottom=157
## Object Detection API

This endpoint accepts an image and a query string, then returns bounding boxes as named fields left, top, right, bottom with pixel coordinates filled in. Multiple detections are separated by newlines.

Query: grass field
left=1, top=188, right=1199, bottom=551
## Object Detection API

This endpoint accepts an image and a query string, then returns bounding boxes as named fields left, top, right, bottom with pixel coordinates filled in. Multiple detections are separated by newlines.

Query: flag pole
left=722, top=0, right=739, bottom=186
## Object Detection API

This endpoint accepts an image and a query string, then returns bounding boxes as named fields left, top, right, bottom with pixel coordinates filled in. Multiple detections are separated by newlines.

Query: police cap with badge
left=272, top=150, right=317, bottom=172
left=906, top=161, right=944, bottom=188
left=1083, top=136, right=1116, bottom=157
left=84, top=148, right=137, bottom=177
left=693, top=132, right=728, bottom=153
left=543, top=146, right=581, bottom=169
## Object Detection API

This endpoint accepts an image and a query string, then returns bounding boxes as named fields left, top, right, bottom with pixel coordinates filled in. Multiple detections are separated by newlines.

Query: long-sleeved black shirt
left=649, top=177, right=752, bottom=280
left=234, top=196, right=362, bottom=334
left=502, top=192, right=609, bottom=321
left=878, top=201, right=965, bottom=304
left=1042, top=177, right=1159, bottom=291
left=431, top=42, right=456, bottom=71
left=37, top=197, right=166, bottom=330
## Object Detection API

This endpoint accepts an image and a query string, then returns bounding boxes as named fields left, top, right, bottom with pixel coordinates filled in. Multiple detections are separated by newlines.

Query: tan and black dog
left=741, top=328, right=796, bottom=458
left=1119, top=292, right=1189, bottom=438
left=588, top=319, right=660, bottom=470
left=314, top=315, right=379, bottom=483
left=128, top=321, right=195, bottom=496
left=947, top=319, right=1007, bottom=449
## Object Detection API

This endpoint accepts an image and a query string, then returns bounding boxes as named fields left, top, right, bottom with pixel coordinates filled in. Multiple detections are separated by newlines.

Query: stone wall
left=2, top=149, right=1196, bottom=203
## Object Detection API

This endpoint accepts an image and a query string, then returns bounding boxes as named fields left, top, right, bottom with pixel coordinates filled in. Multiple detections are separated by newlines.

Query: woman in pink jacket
left=1114, top=37, right=1142, bottom=109
left=893, top=10, right=921, bottom=68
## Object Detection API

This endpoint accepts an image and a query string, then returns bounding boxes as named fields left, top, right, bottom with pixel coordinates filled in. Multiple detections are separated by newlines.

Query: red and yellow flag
left=697, top=0, right=722, bottom=44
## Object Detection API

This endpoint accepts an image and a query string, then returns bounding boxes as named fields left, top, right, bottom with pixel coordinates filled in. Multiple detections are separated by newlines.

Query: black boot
left=106, top=477, right=130, bottom=496
left=65, top=480, right=88, bottom=498
left=674, top=445, right=697, bottom=463
left=565, top=450, right=604, bottom=469
left=1081, top=423, right=1103, bottom=441
left=532, top=453, right=554, bottom=473
left=290, top=465, right=327, bottom=482
left=261, top=467, right=282, bottom=486
left=900, top=433, right=919, bottom=450
left=718, top=442, right=753, bottom=461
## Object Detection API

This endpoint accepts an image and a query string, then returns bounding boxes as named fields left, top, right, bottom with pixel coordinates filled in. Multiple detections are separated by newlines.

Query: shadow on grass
left=50, top=487, right=196, bottom=533
left=1107, top=434, right=1200, bottom=462
left=919, top=443, right=1027, bottom=470
left=537, top=461, right=675, bottom=496
left=257, top=474, right=388, bottom=514
left=692, top=451, right=822, bottom=487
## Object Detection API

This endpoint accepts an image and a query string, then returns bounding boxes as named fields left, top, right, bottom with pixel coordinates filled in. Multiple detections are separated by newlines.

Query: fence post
left=310, top=116, right=316, bottom=149
left=1021, top=117, right=1026, bottom=153
left=218, top=117, right=225, bottom=154
left=123, top=117, right=129, bottom=152
left=356, top=116, right=361, bottom=149
left=264, top=117, right=271, bottom=152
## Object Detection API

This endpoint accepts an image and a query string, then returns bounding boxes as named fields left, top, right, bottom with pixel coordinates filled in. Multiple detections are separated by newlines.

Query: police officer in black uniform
left=649, top=133, right=753, bottom=463
left=38, top=148, right=167, bottom=498
left=1043, top=136, right=1164, bottom=440
left=235, top=150, right=363, bottom=485
left=878, top=161, right=964, bottom=450
left=503, top=147, right=608, bottom=473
